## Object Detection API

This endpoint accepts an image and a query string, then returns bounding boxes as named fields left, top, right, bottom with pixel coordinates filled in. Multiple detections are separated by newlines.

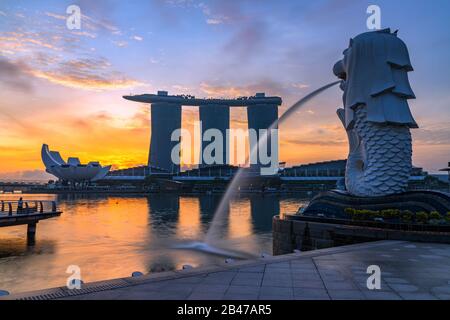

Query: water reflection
left=250, top=195, right=280, bottom=233
left=149, top=194, right=180, bottom=227
left=0, top=193, right=307, bottom=294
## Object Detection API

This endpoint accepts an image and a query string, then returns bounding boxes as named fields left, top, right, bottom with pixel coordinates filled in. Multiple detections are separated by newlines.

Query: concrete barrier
left=272, top=215, right=450, bottom=255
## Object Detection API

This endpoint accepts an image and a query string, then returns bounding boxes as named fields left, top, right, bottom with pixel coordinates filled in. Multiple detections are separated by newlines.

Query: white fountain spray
left=173, top=80, right=342, bottom=258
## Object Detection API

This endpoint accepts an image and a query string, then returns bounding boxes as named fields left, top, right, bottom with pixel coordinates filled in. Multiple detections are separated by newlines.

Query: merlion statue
left=333, top=29, right=418, bottom=197
left=302, top=28, right=450, bottom=219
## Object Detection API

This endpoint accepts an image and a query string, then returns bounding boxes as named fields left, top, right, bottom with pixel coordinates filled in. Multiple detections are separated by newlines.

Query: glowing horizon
left=1, top=0, right=449, bottom=180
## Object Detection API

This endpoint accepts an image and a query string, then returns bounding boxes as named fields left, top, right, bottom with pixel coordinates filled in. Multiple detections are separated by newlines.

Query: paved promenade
left=3, top=240, right=450, bottom=300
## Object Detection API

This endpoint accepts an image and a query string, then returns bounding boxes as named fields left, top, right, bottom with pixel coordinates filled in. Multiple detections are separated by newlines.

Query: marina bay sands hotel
left=123, top=91, right=282, bottom=174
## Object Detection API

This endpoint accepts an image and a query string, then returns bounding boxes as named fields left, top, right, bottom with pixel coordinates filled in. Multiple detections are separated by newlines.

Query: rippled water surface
left=0, top=193, right=307, bottom=294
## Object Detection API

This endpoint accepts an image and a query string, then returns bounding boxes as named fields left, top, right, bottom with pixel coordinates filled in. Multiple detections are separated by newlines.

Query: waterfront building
left=123, top=91, right=282, bottom=174
left=41, top=144, right=111, bottom=183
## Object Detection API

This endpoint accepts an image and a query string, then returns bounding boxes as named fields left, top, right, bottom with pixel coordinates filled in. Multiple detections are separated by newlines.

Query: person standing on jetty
left=17, top=197, right=23, bottom=214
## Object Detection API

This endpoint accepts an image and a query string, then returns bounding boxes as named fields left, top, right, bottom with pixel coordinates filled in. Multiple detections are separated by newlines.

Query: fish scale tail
left=352, top=107, right=412, bottom=196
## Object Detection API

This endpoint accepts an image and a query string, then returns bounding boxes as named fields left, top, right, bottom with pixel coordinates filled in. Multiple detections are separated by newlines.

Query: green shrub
left=381, top=209, right=400, bottom=219
left=381, top=209, right=391, bottom=218
left=416, top=211, right=429, bottom=224
left=429, top=211, right=442, bottom=220
left=348, top=209, right=385, bottom=221
left=352, top=210, right=365, bottom=221
left=344, top=208, right=358, bottom=221
left=370, top=210, right=382, bottom=218
left=393, top=209, right=401, bottom=218
left=343, top=209, right=448, bottom=225
left=344, top=208, right=355, bottom=215
left=401, top=210, right=413, bottom=223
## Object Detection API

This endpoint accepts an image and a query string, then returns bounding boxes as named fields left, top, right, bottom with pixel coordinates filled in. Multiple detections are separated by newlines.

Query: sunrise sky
left=1, top=0, right=449, bottom=180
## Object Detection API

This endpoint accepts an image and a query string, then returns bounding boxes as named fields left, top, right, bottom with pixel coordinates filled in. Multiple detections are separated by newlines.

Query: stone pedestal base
left=303, top=190, right=450, bottom=219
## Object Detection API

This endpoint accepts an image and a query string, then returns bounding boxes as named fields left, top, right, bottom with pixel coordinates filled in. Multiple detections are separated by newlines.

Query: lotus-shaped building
left=41, top=144, right=111, bottom=182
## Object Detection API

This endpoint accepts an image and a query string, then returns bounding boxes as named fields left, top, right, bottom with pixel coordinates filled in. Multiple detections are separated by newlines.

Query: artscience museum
left=41, top=144, right=111, bottom=182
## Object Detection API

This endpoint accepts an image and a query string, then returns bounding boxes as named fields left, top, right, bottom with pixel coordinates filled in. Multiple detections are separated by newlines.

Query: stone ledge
left=273, top=214, right=450, bottom=255
left=1, top=240, right=400, bottom=300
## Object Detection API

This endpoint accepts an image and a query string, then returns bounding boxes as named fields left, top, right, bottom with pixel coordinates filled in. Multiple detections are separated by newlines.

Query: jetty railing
left=0, top=199, right=61, bottom=246
left=0, top=200, right=58, bottom=216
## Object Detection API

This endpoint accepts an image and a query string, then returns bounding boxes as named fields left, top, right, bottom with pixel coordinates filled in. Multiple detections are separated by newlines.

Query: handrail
left=0, top=200, right=56, bottom=204
left=0, top=200, right=59, bottom=216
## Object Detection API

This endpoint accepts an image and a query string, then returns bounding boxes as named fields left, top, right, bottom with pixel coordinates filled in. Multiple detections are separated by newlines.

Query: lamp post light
left=439, top=162, right=450, bottom=193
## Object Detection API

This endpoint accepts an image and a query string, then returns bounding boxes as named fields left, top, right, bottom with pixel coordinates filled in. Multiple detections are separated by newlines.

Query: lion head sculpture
left=333, top=28, right=418, bottom=130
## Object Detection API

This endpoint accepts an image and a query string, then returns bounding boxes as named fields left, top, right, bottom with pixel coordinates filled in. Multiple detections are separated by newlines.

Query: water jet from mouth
left=172, top=80, right=342, bottom=258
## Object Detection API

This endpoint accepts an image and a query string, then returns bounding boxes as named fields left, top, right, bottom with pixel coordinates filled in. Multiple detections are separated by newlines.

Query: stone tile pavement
left=3, top=240, right=450, bottom=300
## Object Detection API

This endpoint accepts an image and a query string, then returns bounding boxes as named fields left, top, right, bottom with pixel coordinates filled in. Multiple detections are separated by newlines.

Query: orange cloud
left=45, top=12, right=65, bottom=20
left=29, top=68, right=143, bottom=90
left=1, top=54, right=144, bottom=91
left=0, top=107, right=152, bottom=175
left=0, top=33, right=60, bottom=52
left=0, top=12, right=139, bottom=91
left=200, top=82, right=251, bottom=98
left=199, top=79, right=301, bottom=99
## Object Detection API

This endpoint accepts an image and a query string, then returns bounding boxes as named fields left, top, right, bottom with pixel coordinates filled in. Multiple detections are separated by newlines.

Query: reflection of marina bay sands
left=145, top=194, right=278, bottom=235
left=123, top=91, right=282, bottom=173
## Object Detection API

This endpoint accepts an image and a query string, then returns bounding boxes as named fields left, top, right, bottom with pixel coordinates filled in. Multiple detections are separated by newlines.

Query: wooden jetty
left=0, top=200, right=62, bottom=245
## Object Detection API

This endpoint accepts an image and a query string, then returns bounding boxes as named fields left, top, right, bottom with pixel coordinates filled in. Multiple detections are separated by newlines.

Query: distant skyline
left=1, top=0, right=449, bottom=180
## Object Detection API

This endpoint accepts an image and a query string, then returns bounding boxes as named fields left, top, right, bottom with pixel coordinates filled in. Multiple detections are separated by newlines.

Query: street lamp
left=439, top=162, right=450, bottom=193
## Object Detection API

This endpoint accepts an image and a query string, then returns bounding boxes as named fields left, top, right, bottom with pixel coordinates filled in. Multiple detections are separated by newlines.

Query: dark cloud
left=151, top=0, right=186, bottom=28
left=73, top=0, right=120, bottom=34
left=74, top=0, right=117, bottom=15
left=0, top=58, right=33, bottom=92
left=200, top=78, right=292, bottom=98
left=0, top=22, right=142, bottom=90
left=25, top=54, right=143, bottom=90
left=281, top=137, right=346, bottom=147
left=203, top=0, right=247, bottom=24
left=0, top=169, right=53, bottom=181
left=299, top=0, right=363, bottom=26
left=223, top=19, right=268, bottom=61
